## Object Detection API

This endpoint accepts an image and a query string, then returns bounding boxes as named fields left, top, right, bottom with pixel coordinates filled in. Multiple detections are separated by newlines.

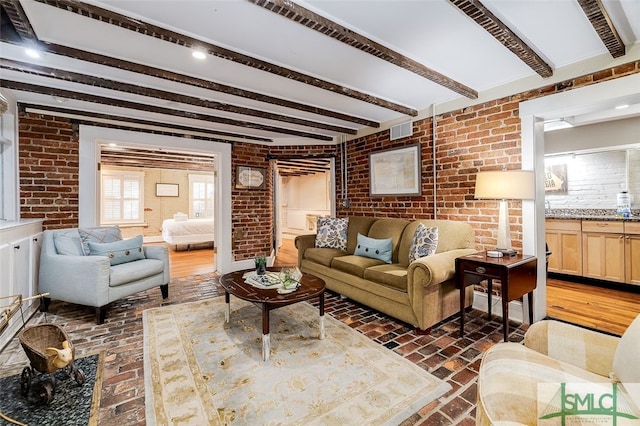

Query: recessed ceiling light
left=615, top=104, right=629, bottom=110
left=25, top=48, right=41, bottom=59
left=192, top=50, right=206, bottom=60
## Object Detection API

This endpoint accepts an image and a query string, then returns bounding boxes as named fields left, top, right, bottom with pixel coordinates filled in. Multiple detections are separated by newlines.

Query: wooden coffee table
left=219, top=268, right=326, bottom=361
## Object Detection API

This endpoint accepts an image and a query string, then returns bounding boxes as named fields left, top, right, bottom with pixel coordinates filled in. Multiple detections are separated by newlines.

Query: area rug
left=0, top=352, right=103, bottom=426
left=143, top=297, right=451, bottom=425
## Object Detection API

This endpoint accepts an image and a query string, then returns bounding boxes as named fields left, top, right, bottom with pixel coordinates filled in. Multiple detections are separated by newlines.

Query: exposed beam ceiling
left=576, top=0, right=626, bottom=58
left=251, top=0, right=478, bottom=100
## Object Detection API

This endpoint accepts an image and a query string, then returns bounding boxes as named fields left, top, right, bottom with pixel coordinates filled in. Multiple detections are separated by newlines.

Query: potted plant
left=254, top=256, right=267, bottom=275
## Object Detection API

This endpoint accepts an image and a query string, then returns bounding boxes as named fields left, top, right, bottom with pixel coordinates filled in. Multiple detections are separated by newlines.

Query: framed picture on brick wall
left=235, top=165, right=266, bottom=190
left=369, top=144, right=421, bottom=197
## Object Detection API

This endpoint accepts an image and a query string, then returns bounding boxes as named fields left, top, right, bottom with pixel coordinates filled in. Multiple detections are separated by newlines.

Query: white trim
left=79, top=126, right=233, bottom=273
left=519, top=72, right=640, bottom=322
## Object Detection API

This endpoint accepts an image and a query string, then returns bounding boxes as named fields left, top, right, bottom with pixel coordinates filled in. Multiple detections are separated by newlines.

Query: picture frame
left=156, top=183, right=179, bottom=197
left=235, top=165, right=267, bottom=190
left=369, top=143, right=421, bottom=197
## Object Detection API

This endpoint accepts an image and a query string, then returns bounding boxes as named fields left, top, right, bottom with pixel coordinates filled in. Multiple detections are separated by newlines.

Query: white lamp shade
left=474, top=170, right=535, bottom=200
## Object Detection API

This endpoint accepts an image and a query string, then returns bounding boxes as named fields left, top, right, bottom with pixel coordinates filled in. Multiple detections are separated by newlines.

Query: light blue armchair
left=38, top=226, right=170, bottom=324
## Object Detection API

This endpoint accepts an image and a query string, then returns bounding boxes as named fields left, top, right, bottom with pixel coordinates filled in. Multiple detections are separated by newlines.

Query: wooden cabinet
left=582, top=221, right=625, bottom=283
left=0, top=220, right=43, bottom=350
left=545, top=219, right=582, bottom=276
left=625, top=222, right=640, bottom=286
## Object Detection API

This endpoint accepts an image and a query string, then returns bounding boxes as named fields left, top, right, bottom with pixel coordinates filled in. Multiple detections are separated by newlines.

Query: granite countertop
left=545, top=209, right=640, bottom=222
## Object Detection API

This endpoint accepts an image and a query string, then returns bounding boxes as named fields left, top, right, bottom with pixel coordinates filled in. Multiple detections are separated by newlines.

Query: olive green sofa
left=294, top=216, right=477, bottom=333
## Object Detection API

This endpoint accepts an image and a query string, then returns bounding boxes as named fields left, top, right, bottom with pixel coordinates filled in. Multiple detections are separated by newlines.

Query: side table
left=456, top=252, right=537, bottom=341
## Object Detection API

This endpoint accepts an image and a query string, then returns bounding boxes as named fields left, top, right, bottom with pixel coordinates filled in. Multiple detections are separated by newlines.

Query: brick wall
left=16, top=60, right=640, bottom=258
left=337, top=61, right=640, bottom=251
left=18, top=112, right=79, bottom=229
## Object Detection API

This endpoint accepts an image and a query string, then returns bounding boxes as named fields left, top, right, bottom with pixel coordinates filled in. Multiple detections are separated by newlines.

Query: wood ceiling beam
left=19, top=103, right=272, bottom=142
left=251, top=0, right=478, bottom=100
left=4, top=80, right=333, bottom=141
left=34, top=0, right=417, bottom=117
left=0, top=58, right=357, bottom=135
left=449, top=0, right=553, bottom=78
left=0, top=0, right=38, bottom=42
left=576, top=0, right=625, bottom=58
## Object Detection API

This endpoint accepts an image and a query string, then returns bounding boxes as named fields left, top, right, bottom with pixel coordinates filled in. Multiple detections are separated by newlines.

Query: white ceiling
left=1, top=0, right=639, bottom=144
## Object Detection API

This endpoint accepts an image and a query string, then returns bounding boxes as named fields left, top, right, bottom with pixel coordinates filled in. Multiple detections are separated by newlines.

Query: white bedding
left=162, top=217, right=214, bottom=247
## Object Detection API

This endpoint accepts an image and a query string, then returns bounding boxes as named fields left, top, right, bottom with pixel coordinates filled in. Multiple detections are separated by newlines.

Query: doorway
left=273, top=158, right=335, bottom=258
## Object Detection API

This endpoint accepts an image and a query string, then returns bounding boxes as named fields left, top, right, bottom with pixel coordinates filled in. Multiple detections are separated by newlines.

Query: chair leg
left=160, top=284, right=169, bottom=299
left=95, top=307, right=106, bottom=325
left=41, top=297, right=51, bottom=312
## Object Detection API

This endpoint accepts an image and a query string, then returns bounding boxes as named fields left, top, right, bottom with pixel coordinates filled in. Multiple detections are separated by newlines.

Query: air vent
left=390, top=121, right=413, bottom=140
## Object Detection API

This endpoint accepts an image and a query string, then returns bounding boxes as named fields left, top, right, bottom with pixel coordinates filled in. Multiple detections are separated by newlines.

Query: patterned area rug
left=0, top=353, right=103, bottom=426
left=144, top=297, right=451, bottom=425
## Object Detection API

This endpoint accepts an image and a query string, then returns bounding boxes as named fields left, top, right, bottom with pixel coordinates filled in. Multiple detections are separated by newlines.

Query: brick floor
left=0, top=273, right=527, bottom=425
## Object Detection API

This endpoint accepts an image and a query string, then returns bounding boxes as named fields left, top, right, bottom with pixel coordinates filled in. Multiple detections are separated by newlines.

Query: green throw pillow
left=354, top=233, right=392, bottom=263
left=88, top=235, right=145, bottom=266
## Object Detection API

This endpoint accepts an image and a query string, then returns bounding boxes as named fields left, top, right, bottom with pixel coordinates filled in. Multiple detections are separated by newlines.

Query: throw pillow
left=53, top=230, right=84, bottom=256
left=315, top=217, right=348, bottom=251
left=354, top=233, right=393, bottom=263
left=408, top=224, right=438, bottom=263
left=78, top=226, right=123, bottom=255
left=88, top=235, right=145, bottom=266
left=611, top=314, right=640, bottom=384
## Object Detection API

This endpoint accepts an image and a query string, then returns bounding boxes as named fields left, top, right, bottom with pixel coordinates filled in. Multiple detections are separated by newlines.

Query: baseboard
left=472, top=291, right=527, bottom=324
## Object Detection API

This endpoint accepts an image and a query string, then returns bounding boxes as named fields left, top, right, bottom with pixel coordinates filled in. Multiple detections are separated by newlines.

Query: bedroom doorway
left=98, top=143, right=217, bottom=273
left=273, top=158, right=335, bottom=259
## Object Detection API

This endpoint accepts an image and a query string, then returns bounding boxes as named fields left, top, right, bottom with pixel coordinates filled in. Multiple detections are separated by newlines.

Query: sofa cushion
left=354, top=233, right=393, bottom=263
left=345, top=216, right=378, bottom=254
left=53, top=230, right=84, bottom=256
left=78, top=226, right=122, bottom=255
left=88, top=235, right=145, bottom=266
left=304, top=247, right=347, bottom=267
left=366, top=218, right=409, bottom=264
left=363, top=264, right=408, bottom=291
left=408, top=224, right=438, bottom=263
left=332, top=255, right=384, bottom=278
left=612, top=314, right=640, bottom=384
left=398, top=220, right=474, bottom=265
left=315, top=217, right=348, bottom=251
left=110, top=258, right=164, bottom=287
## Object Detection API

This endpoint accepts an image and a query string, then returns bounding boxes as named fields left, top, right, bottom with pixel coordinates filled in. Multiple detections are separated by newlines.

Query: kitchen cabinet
left=582, top=221, right=625, bottom=283
left=545, top=219, right=582, bottom=276
left=625, top=222, right=640, bottom=286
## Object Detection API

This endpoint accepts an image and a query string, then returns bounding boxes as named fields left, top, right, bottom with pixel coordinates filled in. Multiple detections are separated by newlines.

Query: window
left=101, top=170, right=145, bottom=224
left=189, top=174, right=214, bottom=218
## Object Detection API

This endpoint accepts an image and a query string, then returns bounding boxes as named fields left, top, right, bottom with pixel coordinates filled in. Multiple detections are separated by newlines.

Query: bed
left=161, top=217, right=215, bottom=250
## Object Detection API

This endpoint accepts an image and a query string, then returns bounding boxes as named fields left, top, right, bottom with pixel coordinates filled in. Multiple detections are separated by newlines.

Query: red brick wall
left=337, top=61, right=640, bottom=252
left=231, top=142, right=338, bottom=261
left=18, top=112, right=79, bottom=229
left=16, top=60, right=640, bottom=258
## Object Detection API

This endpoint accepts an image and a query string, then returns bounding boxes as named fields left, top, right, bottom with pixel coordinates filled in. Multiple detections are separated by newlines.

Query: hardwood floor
left=167, top=239, right=640, bottom=336
left=546, top=277, right=640, bottom=335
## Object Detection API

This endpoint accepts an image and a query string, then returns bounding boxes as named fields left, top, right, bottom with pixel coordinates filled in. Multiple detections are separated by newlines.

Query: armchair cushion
left=78, top=226, right=122, bottom=255
left=53, top=230, right=84, bottom=256
left=88, top=235, right=145, bottom=266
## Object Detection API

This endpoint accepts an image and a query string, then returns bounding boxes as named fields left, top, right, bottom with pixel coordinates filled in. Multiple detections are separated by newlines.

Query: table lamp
left=474, top=170, right=535, bottom=255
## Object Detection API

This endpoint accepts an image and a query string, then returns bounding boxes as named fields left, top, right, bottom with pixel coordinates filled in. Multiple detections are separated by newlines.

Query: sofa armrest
left=294, top=234, right=316, bottom=267
left=408, top=248, right=478, bottom=288
left=524, top=320, right=619, bottom=377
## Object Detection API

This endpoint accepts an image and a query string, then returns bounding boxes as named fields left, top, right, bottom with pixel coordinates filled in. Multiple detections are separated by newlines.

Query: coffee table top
left=220, top=268, right=325, bottom=306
